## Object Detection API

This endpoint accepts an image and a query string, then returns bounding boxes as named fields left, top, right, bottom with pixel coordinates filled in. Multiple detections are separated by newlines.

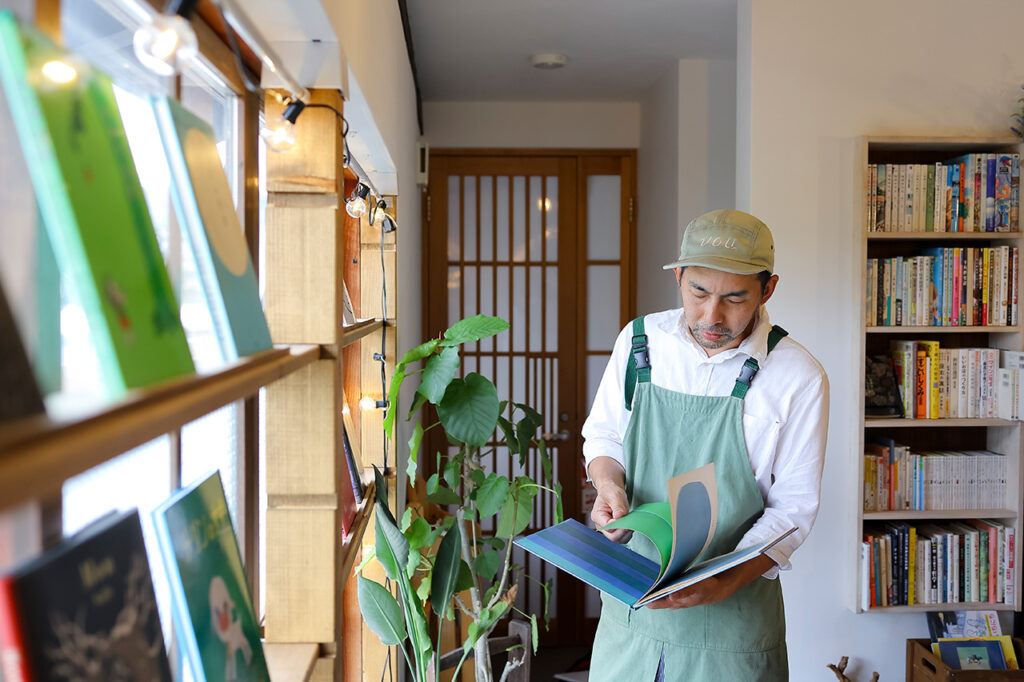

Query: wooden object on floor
left=828, top=655, right=878, bottom=682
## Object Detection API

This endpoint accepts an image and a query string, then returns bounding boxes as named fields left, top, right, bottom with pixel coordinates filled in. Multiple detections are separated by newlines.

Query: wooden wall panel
left=264, top=508, right=336, bottom=642
left=265, top=361, right=338, bottom=496
left=266, top=89, right=345, bottom=194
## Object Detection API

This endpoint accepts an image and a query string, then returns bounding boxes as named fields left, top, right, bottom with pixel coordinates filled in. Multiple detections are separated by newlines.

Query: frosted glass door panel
left=587, top=175, right=621, bottom=260
left=545, top=177, right=558, bottom=261
left=587, top=265, right=620, bottom=351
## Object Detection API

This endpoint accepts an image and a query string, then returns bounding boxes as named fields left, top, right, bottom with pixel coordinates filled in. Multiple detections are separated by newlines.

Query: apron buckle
left=632, top=347, right=651, bottom=370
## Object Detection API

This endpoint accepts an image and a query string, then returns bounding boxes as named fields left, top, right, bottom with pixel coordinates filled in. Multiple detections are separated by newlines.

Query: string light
left=259, top=98, right=305, bottom=153
left=346, top=182, right=371, bottom=219
left=132, top=0, right=198, bottom=76
left=41, top=60, right=77, bottom=84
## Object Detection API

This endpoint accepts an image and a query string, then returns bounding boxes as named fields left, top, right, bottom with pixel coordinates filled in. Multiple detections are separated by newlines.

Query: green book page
left=0, top=12, right=193, bottom=394
left=602, top=502, right=673, bottom=573
left=161, top=473, right=268, bottom=681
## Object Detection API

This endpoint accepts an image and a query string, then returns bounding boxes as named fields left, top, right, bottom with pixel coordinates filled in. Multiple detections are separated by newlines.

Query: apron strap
left=730, top=324, right=789, bottom=399
left=624, top=317, right=651, bottom=410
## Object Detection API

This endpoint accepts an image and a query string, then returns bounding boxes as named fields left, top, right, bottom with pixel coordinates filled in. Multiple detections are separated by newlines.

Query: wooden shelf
left=0, top=344, right=320, bottom=509
left=866, top=232, right=1022, bottom=241
left=866, top=326, right=1020, bottom=334
left=339, top=481, right=376, bottom=582
left=341, top=319, right=384, bottom=347
left=863, top=602, right=1016, bottom=613
left=864, top=509, right=1016, bottom=520
left=865, top=418, right=1017, bottom=427
left=264, top=642, right=319, bottom=682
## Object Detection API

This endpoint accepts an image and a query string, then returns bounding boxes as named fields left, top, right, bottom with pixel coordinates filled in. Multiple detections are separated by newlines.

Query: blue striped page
left=513, top=518, right=661, bottom=606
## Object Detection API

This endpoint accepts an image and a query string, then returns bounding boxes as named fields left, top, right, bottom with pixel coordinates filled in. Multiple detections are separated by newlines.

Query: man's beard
left=689, top=322, right=737, bottom=350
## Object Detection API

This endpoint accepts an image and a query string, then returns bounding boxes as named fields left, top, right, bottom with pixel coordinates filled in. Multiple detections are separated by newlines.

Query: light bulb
left=133, top=13, right=198, bottom=76
left=41, top=60, right=76, bottom=84
left=359, top=395, right=377, bottom=411
left=346, top=195, right=368, bottom=219
left=260, top=117, right=296, bottom=153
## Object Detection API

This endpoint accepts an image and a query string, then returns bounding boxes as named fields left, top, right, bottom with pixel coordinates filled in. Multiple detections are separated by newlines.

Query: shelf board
left=863, top=509, right=1017, bottom=520
left=866, top=326, right=1020, bottom=334
left=866, top=232, right=1022, bottom=241
left=340, top=481, right=376, bottom=583
left=862, top=602, right=1015, bottom=613
left=340, top=319, right=384, bottom=347
left=865, top=417, right=1017, bottom=427
left=0, top=344, right=321, bottom=509
left=264, top=642, right=318, bottom=682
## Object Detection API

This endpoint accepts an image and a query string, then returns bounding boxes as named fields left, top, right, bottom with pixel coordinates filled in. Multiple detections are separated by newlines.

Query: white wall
left=423, top=100, right=641, bottom=148
left=322, top=0, right=422, bottom=498
left=638, top=59, right=736, bottom=315
left=738, top=1, right=1024, bottom=678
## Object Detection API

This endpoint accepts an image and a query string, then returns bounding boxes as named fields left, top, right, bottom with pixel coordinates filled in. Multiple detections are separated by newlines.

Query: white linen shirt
left=581, top=306, right=829, bottom=578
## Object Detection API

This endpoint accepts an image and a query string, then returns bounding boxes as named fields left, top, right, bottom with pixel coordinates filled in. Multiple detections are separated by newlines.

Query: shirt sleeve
left=580, top=323, right=636, bottom=478
left=736, top=367, right=830, bottom=579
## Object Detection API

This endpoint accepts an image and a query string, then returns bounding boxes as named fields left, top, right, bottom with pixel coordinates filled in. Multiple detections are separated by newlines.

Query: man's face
left=676, top=266, right=778, bottom=356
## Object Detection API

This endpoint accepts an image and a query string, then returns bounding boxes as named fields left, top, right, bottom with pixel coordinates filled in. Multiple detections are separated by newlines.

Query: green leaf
left=430, top=523, right=462, bottom=616
left=375, top=508, right=410, bottom=581
left=357, top=577, right=407, bottom=646
left=443, top=456, right=460, bottom=490
left=455, top=559, right=475, bottom=592
left=440, top=315, right=509, bottom=347
left=355, top=547, right=376, bottom=575
left=399, top=338, right=440, bottom=366
left=407, top=391, right=428, bottom=420
left=554, top=481, right=564, bottom=524
left=495, top=481, right=534, bottom=539
left=400, top=508, right=413, bottom=532
left=516, top=417, right=535, bottom=458
left=437, top=373, right=500, bottom=447
left=472, top=547, right=501, bottom=582
left=496, top=417, right=519, bottom=455
left=419, top=346, right=460, bottom=403
left=529, top=614, right=539, bottom=654
left=538, top=439, right=552, bottom=484
left=475, top=475, right=510, bottom=519
left=373, top=466, right=394, bottom=525
left=406, top=420, right=424, bottom=481
left=383, top=364, right=406, bottom=440
left=516, top=475, right=540, bottom=500
left=470, top=468, right=487, bottom=487
left=425, top=473, right=462, bottom=506
left=463, top=603, right=509, bottom=653
left=405, top=517, right=432, bottom=550
left=514, top=402, right=544, bottom=429
left=406, top=548, right=420, bottom=578
left=403, top=586, right=433, bottom=664
left=499, top=400, right=509, bottom=415
left=416, top=572, right=432, bottom=603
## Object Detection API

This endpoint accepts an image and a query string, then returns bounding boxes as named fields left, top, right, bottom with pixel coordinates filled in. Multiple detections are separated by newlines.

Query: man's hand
left=587, top=457, right=631, bottom=543
left=646, top=553, right=776, bottom=609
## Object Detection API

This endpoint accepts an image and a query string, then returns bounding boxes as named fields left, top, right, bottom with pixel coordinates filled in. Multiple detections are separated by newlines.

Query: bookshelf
left=854, top=136, right=1024, bottom=613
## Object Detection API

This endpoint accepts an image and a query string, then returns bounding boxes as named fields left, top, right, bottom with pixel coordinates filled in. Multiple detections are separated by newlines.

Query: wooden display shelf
left=340, top=480, right=376, bottom=583
left=865, top=418, right=1017, bottom=427
left=0, top=344, right=320, bottom=509
left=863, top=509, right=1016, bottom=520
left=865, top=602, right=1016, bottom=613
left=866, top=326, right=1020, bottom=334
left=866, top=232, right=1022, bottom=241
left=263, top=642, right=319, bottom=682
left=340, top=318, right=384, bottom=347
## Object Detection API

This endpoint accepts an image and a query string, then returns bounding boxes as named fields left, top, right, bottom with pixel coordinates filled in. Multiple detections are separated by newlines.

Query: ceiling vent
left=530, top=53, right=568, bottom=70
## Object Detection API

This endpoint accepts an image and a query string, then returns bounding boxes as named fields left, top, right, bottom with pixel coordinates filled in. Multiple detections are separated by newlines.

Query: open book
left=514, top=463, right=796, bottom=608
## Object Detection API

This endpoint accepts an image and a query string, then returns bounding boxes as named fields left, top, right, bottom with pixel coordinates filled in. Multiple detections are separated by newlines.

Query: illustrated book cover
left=0, top=509, right=172, bottom=681
left=936, top=639, right=1006, bottom=670
left=0, top=12, right=194, bottom=394
left=152, top=471, right=268, bottom=682
left=514, top=463, right=795, bottom=609
left=152, top=96, right=272, bottom=361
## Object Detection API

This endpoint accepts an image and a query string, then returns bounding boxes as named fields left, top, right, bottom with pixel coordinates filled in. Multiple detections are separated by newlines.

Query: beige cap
left=663, top=209, right=774, bottom=275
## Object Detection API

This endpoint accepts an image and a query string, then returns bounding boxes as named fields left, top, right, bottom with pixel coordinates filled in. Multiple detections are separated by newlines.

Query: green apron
left=590, top=317, right=789, bottom=682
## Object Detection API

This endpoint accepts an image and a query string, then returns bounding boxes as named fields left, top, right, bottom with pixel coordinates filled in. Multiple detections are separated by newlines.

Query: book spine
left=1012, top=154, right=1020, bottom=230
left=915, top=350, right=928, bottom=419
left=0, top=575, right=32, bottom=682
left=1006, top=525, right=1015, bottom=605
left=926, top=163, right=936, bottom=232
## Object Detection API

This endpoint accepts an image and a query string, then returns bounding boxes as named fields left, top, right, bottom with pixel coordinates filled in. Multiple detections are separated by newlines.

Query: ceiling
left=404, top=0, right=737, bottom=102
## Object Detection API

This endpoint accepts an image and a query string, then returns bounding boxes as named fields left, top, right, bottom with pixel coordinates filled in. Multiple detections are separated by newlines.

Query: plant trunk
left=474, top=635, right=494, bottom=682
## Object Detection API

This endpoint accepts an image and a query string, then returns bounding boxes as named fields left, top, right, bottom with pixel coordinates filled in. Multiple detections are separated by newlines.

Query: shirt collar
left=658, top=305, right=773, bottom=364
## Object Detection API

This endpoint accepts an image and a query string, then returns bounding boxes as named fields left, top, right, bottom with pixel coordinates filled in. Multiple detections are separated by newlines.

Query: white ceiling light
left=530, top=53, right=568, bottom=70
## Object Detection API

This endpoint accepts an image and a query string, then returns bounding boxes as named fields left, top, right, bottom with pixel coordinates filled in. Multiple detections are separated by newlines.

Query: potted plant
left=357, top=315, right=562, bottom=682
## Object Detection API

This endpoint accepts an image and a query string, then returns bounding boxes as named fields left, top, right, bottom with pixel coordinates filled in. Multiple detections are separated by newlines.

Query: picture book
left=0, top=12, right=194, bottom=394
left=936, top=639, right=1006, bottom=671
left=152, top=471, right=268, bottom=682
left=0, top=279, right=44, bottom=423
left=933, top=636, right=1018, bottom=670
left=152, top=96, right=273, bottom=361
left=926, top=610, right=1002, bottom=642
left=0, top=509, right=172, bottom=681
left=514, top=463, right=796, bottom=609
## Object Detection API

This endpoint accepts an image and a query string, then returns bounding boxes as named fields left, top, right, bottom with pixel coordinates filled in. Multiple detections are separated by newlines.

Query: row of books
left=861, top=520, right=1016, bottom=608
left=866, top=154, right=1020, bottom=233
left=924, top=611, right=1017, bottom=671
left=0, top=473, right=267, bottom=682
left=863, top=443, right=1007, bottom=512
left=0, top=13, right=272, bottom=421
left=865, top=247, right=1019, bottom=328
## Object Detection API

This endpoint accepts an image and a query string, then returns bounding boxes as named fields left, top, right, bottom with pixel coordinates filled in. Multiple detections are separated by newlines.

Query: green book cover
left=153, top=471, right=268, bottom=682
left=152, top=96, right=272, bottom=361
left=0, top=11, right=194, bottom=395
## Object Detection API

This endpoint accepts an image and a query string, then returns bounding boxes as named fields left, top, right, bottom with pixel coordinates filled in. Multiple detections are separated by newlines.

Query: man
left=582, top=209, right=828, bottom=681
